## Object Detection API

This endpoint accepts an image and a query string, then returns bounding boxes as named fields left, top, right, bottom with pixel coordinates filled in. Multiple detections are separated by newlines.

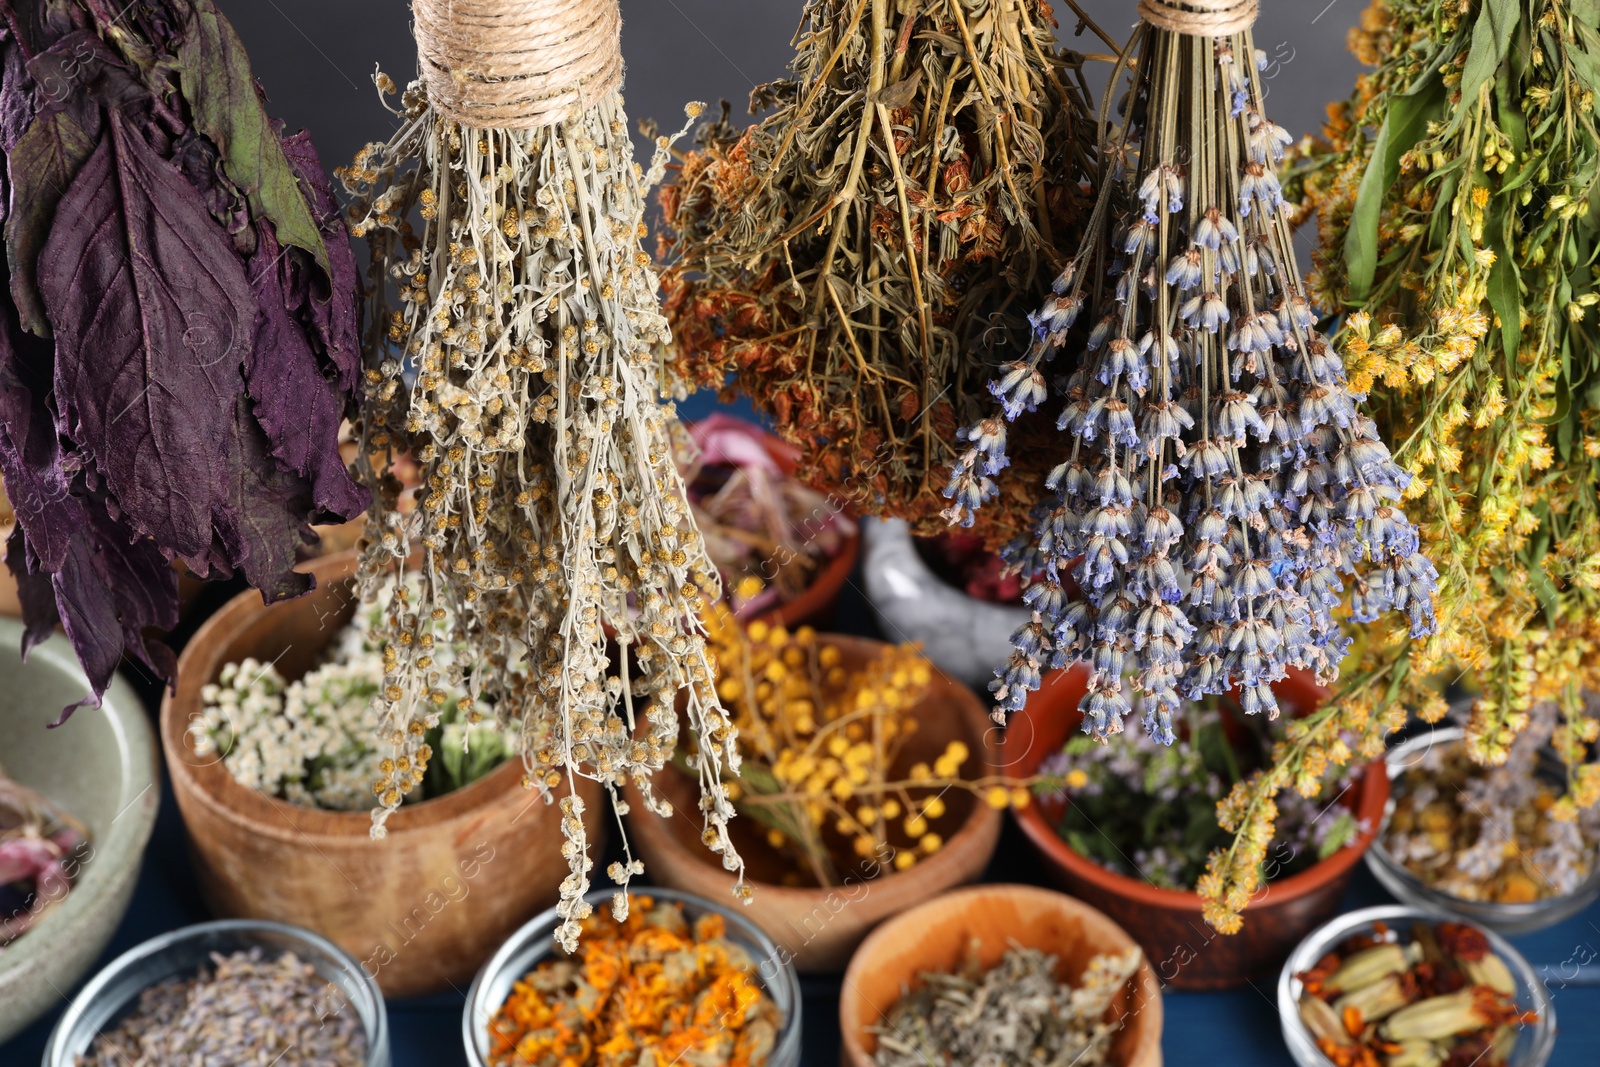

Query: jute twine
left=412, top=0, right=623, bottom=129
left=1137, top=0, right=1258, bottom=35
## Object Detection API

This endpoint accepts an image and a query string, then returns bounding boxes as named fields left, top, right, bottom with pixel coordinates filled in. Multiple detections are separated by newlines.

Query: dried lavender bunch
left=658, top=0, right=1103, bottom=545
left=948, top=11, right=1436, bottom=759
left=341, top=80, right=744, bottom=950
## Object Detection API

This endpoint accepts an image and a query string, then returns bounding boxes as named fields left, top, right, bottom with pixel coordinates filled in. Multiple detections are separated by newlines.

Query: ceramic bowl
left=1277, top=904, right=1555, bottom=1067
left=464, top=886, right=802, bottom=1067
left=839, top=883, right=1163, bottom=1067
left=1366, top=726, right=1600, bottom=934
left=43, top=918, right=389, bottom=1067
left=0, top=618, right=159, bottom=1045
left=859, top=517, right=1028, bottom=687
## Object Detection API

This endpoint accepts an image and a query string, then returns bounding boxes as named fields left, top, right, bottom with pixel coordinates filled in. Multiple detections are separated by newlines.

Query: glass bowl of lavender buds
left=1278, top=905, right=1554, bottom=1067
left=1366, top=726, right=1600, bottom=935
left=44, top=919, right=388, bottom=1067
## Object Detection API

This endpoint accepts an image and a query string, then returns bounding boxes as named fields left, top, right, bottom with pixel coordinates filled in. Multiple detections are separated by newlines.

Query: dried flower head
left=342, top=80, right=743, bottom=950
left=658, top=0, right=1100, bottom=544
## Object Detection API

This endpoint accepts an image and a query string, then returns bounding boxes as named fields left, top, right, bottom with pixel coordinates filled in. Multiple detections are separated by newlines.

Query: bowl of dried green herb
left=840, top=883, right=1162, bottom=1067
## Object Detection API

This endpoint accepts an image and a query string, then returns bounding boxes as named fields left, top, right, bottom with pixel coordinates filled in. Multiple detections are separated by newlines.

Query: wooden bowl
left=1007, top=664, right=1390, bottom=990
left=840, top=883, right=1163, bottom=1067
left=621, top=635, right=1002, bottom=973
left=159, top=551, right=605, bottom=997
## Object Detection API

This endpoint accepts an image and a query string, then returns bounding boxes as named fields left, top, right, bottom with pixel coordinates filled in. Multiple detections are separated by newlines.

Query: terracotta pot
left=160, top=551, right=605, bottom=998
left=621, top=635, right=1002, bottom=973
left=839, top=883, right=1163, bottom=1067
left=1007, top=664, right=1389, bottom=991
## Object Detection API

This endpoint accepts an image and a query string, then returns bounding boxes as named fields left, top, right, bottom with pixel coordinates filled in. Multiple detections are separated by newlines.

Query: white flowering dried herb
left=870, top=943, right=1141, bottom=1067
left=340, top=0, right=744, bottom=950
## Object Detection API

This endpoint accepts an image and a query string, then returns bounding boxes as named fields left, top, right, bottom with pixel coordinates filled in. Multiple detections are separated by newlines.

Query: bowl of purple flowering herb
left=1008, top=664, right=1388, bottom=990
left=45, top=919, right=386, bottom=1067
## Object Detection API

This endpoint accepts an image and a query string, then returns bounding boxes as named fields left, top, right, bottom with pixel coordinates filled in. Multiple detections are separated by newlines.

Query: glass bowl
left=43, top=918, right=389, bottom=1067
left=1277, top=905, right=1555, bottom=1067
left=463, top=886, right=802, bottom=1067
left=1366, top=726, right=1600, bottom=934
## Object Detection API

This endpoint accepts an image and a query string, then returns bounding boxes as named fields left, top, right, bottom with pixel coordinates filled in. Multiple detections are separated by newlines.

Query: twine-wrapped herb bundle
left=0, top=0, right=365, bottom=717
left=1293, top=1, right=1600, bottom=782
left=341, top=0, right=743, bottom=951
left=658, top=0, right=1102, bottom=542
left=947, top=0, right=1437, bottom=930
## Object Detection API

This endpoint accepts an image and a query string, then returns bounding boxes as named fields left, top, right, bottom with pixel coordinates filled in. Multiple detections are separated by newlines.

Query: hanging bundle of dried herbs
left=1283, top=2, right=1600, bottom=810
left=342, top=0, right=742, bottom=951
left=658, top=0, right=1105, bottom=543
left=0, top=0, right=364, bottom=716
left=947, top=0, right=1437, bottom=931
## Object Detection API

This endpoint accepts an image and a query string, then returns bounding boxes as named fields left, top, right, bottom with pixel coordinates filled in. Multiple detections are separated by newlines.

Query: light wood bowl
left=160, top=551, right=605, bottom=997
left=840, top=883, right=1164, bottom=1067
left=622, top=635, right=1002, bottom=973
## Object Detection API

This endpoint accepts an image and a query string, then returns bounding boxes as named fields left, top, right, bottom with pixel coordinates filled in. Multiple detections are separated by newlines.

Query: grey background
left=222, top=0, right=1368, bottom=199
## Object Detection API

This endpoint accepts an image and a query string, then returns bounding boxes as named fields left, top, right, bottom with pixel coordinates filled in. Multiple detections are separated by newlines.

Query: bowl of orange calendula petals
left=465, top=887, right=801, bottom=1067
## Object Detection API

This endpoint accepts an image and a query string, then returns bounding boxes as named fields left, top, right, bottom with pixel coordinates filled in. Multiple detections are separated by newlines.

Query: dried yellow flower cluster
left=697, top=604, right=1027, bottom=887
left=1201, top=0, right=1600, bottom=931
left=341, top=82, right=741, bottom=951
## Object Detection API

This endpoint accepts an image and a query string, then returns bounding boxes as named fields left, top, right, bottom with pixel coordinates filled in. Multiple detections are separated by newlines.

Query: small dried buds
left=698, top=603, right=1028, bottom=887
left=1295, top=920, right=1537, bottom=1067
left=659, top=0, right=1098, bottom=543
left=342, top=82, right=742, bottom=949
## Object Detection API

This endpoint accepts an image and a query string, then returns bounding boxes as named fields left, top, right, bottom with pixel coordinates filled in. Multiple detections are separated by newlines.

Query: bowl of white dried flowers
left=1368, top=722, right=1600, bottom=934
left=160, top=551, right=606, bottom=998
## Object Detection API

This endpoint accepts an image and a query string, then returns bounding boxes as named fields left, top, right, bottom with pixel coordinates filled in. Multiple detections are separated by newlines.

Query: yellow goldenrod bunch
left=694, top=603, right=1029, bottom=887
left=1202, top=0, right=1600, bottom=929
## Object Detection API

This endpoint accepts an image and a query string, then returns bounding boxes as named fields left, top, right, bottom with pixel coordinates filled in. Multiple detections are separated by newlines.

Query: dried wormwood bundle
left=948, top=0, right=1437, bottom=928
left=659, top=0, right=1101, bottom=544
left=342, top=2, right=743, bottom=951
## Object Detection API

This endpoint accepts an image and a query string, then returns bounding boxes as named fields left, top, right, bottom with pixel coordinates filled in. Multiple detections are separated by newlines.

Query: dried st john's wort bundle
left=660, top=0, right=1103, bottom=544
left=946, top=0, right=1436, bottom=925
left=0, top=0, right=365, bottom=717
left=343, top=0, right=742, bottom=951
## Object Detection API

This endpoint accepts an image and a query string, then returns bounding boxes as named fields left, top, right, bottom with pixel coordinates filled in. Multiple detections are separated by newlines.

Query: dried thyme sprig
left=341, top=83, right=745, bottom=952
left=658, top=0, right=1098, bottom=544
left=949, top=8, right=1435, bottom=930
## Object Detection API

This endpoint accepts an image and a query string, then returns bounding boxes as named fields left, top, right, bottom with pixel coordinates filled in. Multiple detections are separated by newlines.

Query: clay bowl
left=840, top=883, right=1163, bottom=1067
left=1007, top=664, right=1389, bottom=991
left=0, top=619, right=159, bottom=1045
left=622, top=635, right=1002, bottom=973
left=160, top=551, right=605, bottom=997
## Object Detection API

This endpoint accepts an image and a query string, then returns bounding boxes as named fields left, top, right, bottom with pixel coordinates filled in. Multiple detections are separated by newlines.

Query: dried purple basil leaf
left=245, top=223, right=366, bottom=521
left=277, top=128, right=359, bottom=388
left=4, top=108, right=91, bottom=334
left=172, top=0, right=329, bottom=273
left=0, top=25, right=35, bottom=155
left=39, top=115, right=258, bottom=564
left=4, top=525, right=59, bottom=651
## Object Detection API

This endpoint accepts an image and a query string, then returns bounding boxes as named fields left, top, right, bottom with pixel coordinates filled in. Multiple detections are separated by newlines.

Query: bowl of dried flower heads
left=466, top=887, right=801, bottom=1067
left=681, top=414, right=858, bottom=629
left=1278, top=906, right=1554, bottom=1067
left=1368, top=722, right=1600, bottom=935
left=840, top=883, right=1163, bottom=1067
left=0, top=618, right=158, bottom=1045
left=1008, top=664, right=1388, bottom=990
left=160, top=550, right=606, bottom=997
left=622, top=603, right=1020, bottom=972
